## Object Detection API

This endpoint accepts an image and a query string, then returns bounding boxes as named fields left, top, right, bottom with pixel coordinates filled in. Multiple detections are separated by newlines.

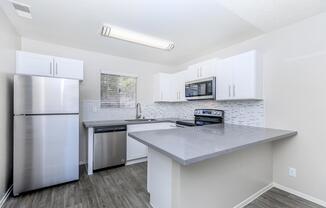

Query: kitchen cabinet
left=127, top=122, right=177, bottom=163
left=16, top=51, right=54, bottom=77
left=174, top=71, right=186, bottom=101
left=16, top=51, right=84, bottom=80
left=153, top=73, right=175, bottom=102
left=53, top=57, right=84, bottom=80
left=153, top=72, right=186, bottom=102
left=215, top=50, right=262, bottom=100
left=185, top=58, right=217, bottom=82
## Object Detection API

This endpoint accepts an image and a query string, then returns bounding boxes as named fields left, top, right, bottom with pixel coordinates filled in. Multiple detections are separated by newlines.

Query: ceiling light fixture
left=100, top=24, right=174, bottom=51
left=10, top=0, right=32, bottom=19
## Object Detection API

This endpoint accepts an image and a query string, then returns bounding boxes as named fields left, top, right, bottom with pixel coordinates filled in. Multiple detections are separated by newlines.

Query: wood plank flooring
left=245, top=188, right=324, bottom=208
left=3, top=162, right=324, bottom=208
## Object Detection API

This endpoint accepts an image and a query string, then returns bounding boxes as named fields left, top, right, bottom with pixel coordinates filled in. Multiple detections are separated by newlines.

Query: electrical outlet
left=288, top=167, right=297, bottom=177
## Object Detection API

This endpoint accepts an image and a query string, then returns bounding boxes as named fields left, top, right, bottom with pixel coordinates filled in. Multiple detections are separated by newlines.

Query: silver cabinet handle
left=233, top=84, right=236, bottom=97
left=228, top=85, right=231, bottom=97
left=55, top=62, right=58, bottom=75
left=50, top=62, right=53, bottom=75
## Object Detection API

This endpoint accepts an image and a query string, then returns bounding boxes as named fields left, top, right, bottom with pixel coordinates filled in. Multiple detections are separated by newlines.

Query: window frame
left=100, top=71, right=138, bottom=108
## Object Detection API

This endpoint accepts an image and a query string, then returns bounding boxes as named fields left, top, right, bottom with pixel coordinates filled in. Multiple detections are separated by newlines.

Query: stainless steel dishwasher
left=93, top=125, right=127, bottom=170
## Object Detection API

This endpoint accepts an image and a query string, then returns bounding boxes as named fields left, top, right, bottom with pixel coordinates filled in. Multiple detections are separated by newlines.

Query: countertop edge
left=83, top=119, right=178, bottom=128
left=128, top=130, right=298, bottom=166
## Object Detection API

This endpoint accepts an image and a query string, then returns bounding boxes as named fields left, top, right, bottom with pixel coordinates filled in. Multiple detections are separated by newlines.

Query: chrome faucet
left=136, top=103, right=142, bottom=119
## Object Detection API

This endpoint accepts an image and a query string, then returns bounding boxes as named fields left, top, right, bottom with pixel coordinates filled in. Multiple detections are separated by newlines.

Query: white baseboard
left=233, top=183, right=274, bottom=208
left=273, top=183, right=326, bottom=207
left=126, top=157, right=147, bottom=166
left=0, top=185, right=12, bottom=208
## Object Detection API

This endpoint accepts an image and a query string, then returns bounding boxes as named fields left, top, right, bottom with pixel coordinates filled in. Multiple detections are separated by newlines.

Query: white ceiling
left=1, top=0, right=325, bottom=65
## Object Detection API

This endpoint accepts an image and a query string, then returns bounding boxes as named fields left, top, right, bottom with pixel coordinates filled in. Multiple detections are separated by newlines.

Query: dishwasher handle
left=94, top=125, right=127, bottom=133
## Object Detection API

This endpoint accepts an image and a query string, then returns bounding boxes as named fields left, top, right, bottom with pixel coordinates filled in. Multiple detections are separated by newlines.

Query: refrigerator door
left=14, top=75, right=79, bottom=115
left=13, top=114, right=79, bottom=196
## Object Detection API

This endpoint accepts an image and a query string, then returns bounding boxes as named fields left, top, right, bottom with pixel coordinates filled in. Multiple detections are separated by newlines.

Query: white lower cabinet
left=127, top=122, right=177, bottom=163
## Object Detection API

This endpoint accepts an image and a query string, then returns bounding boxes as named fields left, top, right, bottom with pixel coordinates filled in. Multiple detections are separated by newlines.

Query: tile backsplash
left=82, top=100, right=265, bottom=127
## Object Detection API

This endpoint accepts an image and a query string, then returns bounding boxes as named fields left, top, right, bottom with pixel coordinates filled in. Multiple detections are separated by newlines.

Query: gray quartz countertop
left=128, top=124, right=297, bottom=166
left=83, top=118, right=180, bottom=128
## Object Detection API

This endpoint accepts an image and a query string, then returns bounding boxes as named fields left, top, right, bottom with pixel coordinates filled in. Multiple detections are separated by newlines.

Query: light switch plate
left=288, top=167, right=297, bottom=177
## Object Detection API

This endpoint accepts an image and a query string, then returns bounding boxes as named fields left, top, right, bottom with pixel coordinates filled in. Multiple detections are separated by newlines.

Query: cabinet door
left=54, top=57, right=83, bottom=80
left=175, top=71, right=186, bottom=101
left=215, top=58, right=233, bottom=100
left=168, top=75, right=178, bottom=102
left=232, top=51, right=256, bottom=99
left=185, top=64, right=200, bottom=82
left=16, top=51, right=54, bottom=77
left=127, top=123, right=177, bottom=162
left=160, top=73, right=172, bottom=102
left=199, top=59, right=216, bottom=78
left=153, top=73, right=174, bottom=102
left=127, top=135, right=148, bottom=161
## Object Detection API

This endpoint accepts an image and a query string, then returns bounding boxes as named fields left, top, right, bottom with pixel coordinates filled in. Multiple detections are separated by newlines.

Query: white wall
left=175, top=12, right=326, bottom=202
left=20, top=38, right=177, bottom=163
left=0, top=9, right=20, bottom=199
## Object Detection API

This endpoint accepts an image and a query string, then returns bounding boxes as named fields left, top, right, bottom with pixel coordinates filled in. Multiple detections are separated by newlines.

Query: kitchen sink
left=125, top=119, right=157, bottom=122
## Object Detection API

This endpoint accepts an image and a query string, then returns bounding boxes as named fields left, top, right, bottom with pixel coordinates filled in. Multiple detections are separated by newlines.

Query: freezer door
left=13, top=114, right=79, bottom=196
left=14, top=75, right=79, bottom=115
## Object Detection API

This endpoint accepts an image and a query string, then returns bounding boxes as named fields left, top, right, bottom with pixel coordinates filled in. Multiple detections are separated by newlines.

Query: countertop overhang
left=128, top=124, right=297, bottom=166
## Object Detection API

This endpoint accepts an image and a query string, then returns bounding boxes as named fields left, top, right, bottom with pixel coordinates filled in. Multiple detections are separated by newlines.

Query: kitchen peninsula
left=129, top=124, right=297, bottom=208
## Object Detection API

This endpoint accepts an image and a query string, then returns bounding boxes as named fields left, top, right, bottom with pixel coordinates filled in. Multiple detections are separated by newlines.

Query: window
left=101, top=73, right=137, bottom=108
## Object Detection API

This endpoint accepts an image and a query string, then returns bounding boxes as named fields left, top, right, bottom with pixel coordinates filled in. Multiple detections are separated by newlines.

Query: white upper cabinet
left=53, top=57, right=84, bottom=80
left=215, top=50, right=262, bottom=100
left=215, top=58, right=233, bottom=99
left=16, top=51, right=84, bottom=80
left=16, top=51, right=54, bottom=77
left=185, top=58, right=217, bottom=82
left=153, top=71, right=186, bottom=102
left=174, top=71, right=186, bottom=102
left=153, top=73, right=174, bottom=102
left=153, top=50, right=262, bottom=102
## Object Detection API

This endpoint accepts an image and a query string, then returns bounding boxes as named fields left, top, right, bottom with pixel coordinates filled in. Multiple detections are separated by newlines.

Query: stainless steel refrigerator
left=13, top=75, right=79, bottom=196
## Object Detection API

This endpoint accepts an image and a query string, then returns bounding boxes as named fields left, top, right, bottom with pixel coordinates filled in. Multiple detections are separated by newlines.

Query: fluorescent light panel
left=11, top=0, right=32, bottom=19
left=101, top=24, right=174, bottom=51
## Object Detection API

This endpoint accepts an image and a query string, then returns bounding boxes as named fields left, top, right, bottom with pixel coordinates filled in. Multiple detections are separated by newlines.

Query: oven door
left=185, top=77, right=216, bottom=100
left=195, top=116, right=223, bottom=126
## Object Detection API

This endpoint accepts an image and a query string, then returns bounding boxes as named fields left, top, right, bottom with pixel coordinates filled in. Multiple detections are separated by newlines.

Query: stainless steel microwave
left=185, top=77, right=216, bottom=100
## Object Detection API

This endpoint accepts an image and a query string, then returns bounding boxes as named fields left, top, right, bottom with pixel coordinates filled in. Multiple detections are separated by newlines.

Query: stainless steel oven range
left=176, top=109, right=224, bottom=127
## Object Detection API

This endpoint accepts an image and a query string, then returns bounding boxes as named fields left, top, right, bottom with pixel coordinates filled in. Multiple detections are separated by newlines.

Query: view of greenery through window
left=101, top=73, right=137, bottom=108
